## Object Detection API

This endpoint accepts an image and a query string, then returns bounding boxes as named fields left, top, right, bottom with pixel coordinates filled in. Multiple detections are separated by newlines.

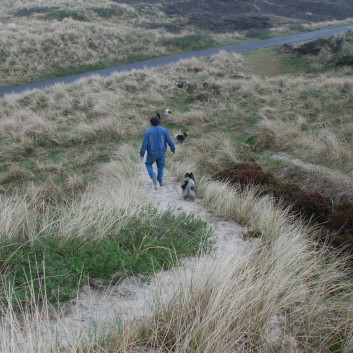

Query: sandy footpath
left=44, top=165, right=253, bottom=349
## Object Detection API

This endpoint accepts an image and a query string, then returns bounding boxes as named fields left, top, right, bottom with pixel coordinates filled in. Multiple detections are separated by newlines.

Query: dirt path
left=46, top=166, right=251, bottom=349
left=140, top=165, right=250, bottom=256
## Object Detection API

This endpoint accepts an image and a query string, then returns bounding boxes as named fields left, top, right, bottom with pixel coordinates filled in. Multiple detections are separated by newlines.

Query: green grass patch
left=243, top=47, right=312, bottom=76
left=13, top=6, right=59, bottom=17
left=160, top=33, right=216, bottom=51
left=46, top=54, right=155, bottom=83
left=245, top=28, right=272, bottom=40
left=44, top=8, right=89, bottom=22
left=0, top=208, right=212, bottom=312
left=90, top=6, right=126, bottom=19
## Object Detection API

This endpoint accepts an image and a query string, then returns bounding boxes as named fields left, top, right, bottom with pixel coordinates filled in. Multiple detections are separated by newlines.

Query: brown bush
left=215, top=163, right=268, bottom=186
left=330, top=234, right=352, bottom=249
left=278, top=186, right=331, bottom=222
left=327, top=203, right=353, bottom=232
left=215, top=163, right=353, bottom=257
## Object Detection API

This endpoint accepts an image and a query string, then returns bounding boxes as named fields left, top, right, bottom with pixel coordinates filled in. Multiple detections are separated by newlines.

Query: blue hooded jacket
left=140, top=126, right=175, bottom=157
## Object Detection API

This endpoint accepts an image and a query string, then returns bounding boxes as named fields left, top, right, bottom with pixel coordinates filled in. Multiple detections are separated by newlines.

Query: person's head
left=150, top=115, right=160, bottom=126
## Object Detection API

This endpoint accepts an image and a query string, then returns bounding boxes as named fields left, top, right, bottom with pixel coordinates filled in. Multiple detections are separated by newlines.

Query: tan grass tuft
left=139, top=228, right=353, bottom=352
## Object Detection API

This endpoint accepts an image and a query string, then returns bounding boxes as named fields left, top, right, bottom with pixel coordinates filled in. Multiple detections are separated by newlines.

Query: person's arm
left=165, top=130, right=175, bottom=153
left=140, top=131, right=148, bottom=158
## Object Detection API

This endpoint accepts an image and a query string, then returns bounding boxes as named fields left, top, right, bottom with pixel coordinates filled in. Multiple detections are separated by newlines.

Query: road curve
left=0, top=24, right=352, bottom=99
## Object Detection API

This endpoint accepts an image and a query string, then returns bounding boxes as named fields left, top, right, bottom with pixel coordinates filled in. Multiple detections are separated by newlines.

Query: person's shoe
left=152, top=176, right=158, bottom=189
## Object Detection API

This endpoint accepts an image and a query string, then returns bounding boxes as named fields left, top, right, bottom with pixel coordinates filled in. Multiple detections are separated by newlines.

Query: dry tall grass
left=164, top=150, right=353, bottom=352
left=0, top=144, right=152, bottom=352
left=2, top=45, right=350, bottom=197
left=165, top=51, right=353, bottom=199
left=138, top=235, right=353, bottom=352
left=0, top=282, right=139, bottom=353
left=0, top=144, right=147, bottom=242
left=0, top=49, right=353, bottom=352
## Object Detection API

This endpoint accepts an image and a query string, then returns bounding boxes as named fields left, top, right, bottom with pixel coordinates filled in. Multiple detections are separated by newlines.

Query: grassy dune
left=0, top=0, right=243, bottom=87
left=1, top=0, right=353, bottom=87
left=0, top=27, right=353, bottom=352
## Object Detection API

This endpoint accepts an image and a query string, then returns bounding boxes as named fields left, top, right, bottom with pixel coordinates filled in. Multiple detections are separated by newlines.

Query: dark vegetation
left=282, top=31, right=353, bottom=68
left=13, top=5, right=125, bottom=20
left=114, top=0, right=353, bottom=33
left=290, top=37, right=344, bottom=56
left=215, top=163, right=353, bottom=256
left=0, top=208, right=212, bottom=312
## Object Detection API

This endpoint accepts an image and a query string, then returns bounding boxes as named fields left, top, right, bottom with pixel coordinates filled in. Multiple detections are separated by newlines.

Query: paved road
left=0, top=24, right=352, bottom=99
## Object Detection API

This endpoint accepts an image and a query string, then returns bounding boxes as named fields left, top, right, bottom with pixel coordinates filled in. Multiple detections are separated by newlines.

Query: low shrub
left=276, top=185, right=331, bottom=222
left=214, top=163, right=353, bottom=255
left=327, top=203, right=353, bottom=232
left=326, top=204, right=353, bottom=254
left=215, top=163, right=268, bottom=186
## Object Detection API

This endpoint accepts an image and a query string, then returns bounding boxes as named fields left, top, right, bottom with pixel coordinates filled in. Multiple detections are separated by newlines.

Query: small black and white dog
left=175, top=132, right=187, bottom=144
left=164, top=108, right=172, bottom=117
left=181, top=173, right=196, bottom=200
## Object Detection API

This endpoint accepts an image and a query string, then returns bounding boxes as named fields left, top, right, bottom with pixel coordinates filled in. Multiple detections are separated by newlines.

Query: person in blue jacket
left=140, top=114, right=175, bottom=188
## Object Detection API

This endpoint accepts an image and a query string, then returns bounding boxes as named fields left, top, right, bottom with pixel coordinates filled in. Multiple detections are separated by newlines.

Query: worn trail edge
left=47, top=166, right=254, bottom=348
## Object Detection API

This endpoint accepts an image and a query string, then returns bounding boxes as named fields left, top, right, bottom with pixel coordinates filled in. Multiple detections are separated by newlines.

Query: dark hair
left=150, top=115, right=160, bottom=126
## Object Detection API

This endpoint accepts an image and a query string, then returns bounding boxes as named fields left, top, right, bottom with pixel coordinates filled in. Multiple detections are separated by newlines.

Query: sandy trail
left=272, top=152, right=353, bottom=183
left=140, top=165, right=249, bottom=256
left=41, top=166, right=252, bottom=349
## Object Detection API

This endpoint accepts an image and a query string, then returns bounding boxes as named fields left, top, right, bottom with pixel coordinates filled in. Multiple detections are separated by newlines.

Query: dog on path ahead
left=181, top=173, right=196, bottom=200
left=175, top=132, right=187, bottom=144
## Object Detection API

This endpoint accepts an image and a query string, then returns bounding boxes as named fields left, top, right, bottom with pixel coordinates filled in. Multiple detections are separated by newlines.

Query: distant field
left=1, top=0, right=353, bottom=86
